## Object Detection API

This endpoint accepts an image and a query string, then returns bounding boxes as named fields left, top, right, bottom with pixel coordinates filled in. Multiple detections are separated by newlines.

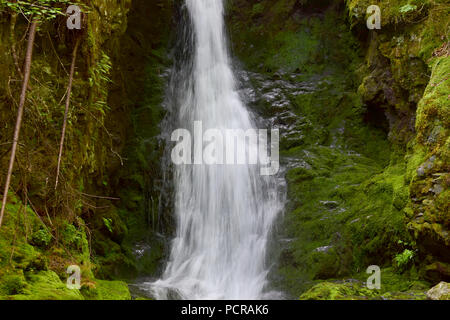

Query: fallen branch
left=79, top=192, right=120, bottom=201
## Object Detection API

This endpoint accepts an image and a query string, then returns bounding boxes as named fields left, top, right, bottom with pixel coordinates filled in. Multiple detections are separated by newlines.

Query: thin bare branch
left=55, top=39, right=80, bottom=190
left=0, top=21, right=38, bottom=228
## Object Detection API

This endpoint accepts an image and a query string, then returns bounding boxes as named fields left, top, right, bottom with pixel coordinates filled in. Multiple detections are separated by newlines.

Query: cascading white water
left=150, top=0, right=282, bottom=300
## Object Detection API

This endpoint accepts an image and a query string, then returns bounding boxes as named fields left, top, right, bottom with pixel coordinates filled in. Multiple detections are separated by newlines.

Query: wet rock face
left=357, top=36, right=428, bottom=145
left=237, top=64, right=408, bottom=294
left=237, top=70, right=319, bottom=151
left=407, top=58, right=450, bottom=278
left=348, top=0, right=450, bottom=281
left=236, top=67, right=358, bottom=290
left=227, top=0, right=449, bottom=298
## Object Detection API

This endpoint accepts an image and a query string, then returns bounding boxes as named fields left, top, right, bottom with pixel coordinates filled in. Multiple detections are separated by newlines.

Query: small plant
left=102, top=217, right=113, bottom=233
left=399, top=4, right=417, bottom=14
left=1, top=0, right=73, bottom=21
left=394, top=249, right=414, bottom=269
left=251, top=3, right=264, bottom=16
left=88, top=51, right=112, bottom=115
left=61, top=223, right=82, bottom=248
left=393, top=239, right=417, bottom=272
left=31, top=227, right=52, bottom=247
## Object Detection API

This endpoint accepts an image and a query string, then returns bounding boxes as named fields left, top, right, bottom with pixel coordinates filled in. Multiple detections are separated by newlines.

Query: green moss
left=227, top=0, right=449, bottom=298
left=347, top=0, right=448, bottom=60
left=0, top=194, right=47, bottom=274
left=300, top=267, right=430, bottom=300
left=91, top=233, right=135, bottom=280
left=264, top=30, right=320, bottom=73
left=229, top=1, right=360, bottom=74
left=0, top=194, right=132, bottom=301
left=6, top=271, right=84, bottom=300
left=274, top=55, right=411, bottom=296
left=251, top=3, right=265, bottom=16
left=299, top=281, right=378, bottom=300
left=1, top=273, right=27, bottom=296
left=80, top=279, right=131, bottom=300
left=416, top=57, right=450, bottom=144
left=95, top=280, right=131, bottom=300
left=0, top=0, right=446, bottom=301
left=406, top=55, right=449, bottom=276
left=31, top=228, right=52, bottom=248
left=0, top=0, right=172, bottom=300
left=279, top=140, right=416, bottom=294
left=227, top=0, right=427, bottom=297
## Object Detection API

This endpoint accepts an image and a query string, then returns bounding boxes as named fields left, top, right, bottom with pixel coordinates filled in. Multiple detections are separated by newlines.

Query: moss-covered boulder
left=300, top=280, right=428, bottom=300
left=95, top=280, right=131, bottom=300
left=299, top=267, right=430, bottom=300
left=299, top=281, right=378, bottom=300
left=5, top=271, right=84, bottom=300
left=81, top=279, right=131, bottom=300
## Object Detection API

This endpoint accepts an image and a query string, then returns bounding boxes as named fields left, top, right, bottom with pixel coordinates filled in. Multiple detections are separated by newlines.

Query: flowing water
left=148, top=0, right=283, bottom=300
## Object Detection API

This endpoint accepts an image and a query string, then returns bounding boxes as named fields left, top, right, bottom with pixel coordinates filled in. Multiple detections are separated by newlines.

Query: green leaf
left=399, top=4, right=417, bottom=14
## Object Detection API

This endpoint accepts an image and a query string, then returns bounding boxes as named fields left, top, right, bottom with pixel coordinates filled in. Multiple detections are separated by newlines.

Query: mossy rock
left=408, top=56, right=450, bottom=272
left=300, top=277, right=428, bottom=300
left=0, top=273, right=28, bottom=296
left=5, top=271, right=84, bottom=300
left=299, top=281, right=379, bottom=300
left=421, top=262, right=450, bottom=283
left=426, top=281, right=450, bottom=300
left=80, top=279, right=131, bottom=300
left=95, top=280, right=131, bottom=300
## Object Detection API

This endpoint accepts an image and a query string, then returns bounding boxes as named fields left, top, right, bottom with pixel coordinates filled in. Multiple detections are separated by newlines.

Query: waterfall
left=149, top=0, right=283, bottom=300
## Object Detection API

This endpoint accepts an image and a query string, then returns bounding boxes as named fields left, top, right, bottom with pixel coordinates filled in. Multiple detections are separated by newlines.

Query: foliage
left=1, top=0, right=73, bottom=20
left=299, top=267, right=429, bottom=300
left=251, top=3, right=264, bottom=16
left=394, top=249, right=415, bottom=270
left=61, top=223, right=83, bottom=248
left=31, top=228, right=52, bottom=247
left=2, top=274, right=27, bottom=295
left=7, top=270, right=84, bottom=300
left=299, top=281, right=378, bottom=300
left=88, top=51, right=112, bottom=115
left=399, top=4, right=417, bottom=14
left=102, top=218, right=113, bottom=233
left=0, top=0, right=173, bottom=300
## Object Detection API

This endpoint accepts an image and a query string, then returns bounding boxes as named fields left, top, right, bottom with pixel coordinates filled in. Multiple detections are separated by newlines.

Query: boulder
left=426, top=282, right=450, bottom=300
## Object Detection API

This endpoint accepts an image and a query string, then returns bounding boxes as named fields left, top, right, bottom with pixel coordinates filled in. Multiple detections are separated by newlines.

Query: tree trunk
left=55, top=39, right=80, bottom=190
left=10, top=12, right=23, bottom=79
left=0, top=21, right=38, bottom=228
